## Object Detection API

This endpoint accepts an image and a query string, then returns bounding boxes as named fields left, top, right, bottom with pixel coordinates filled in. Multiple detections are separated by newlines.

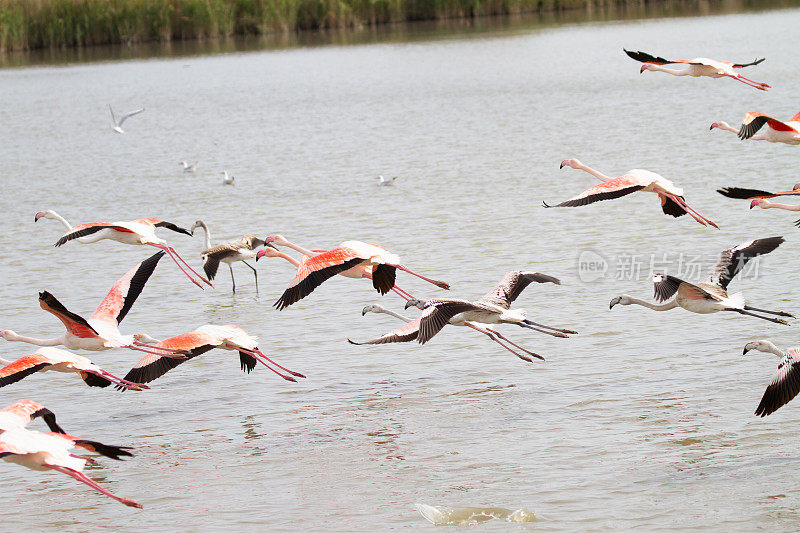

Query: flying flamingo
left=0, top=427, right=141, bottom=508
left=718, top=184, right=800, bottom=201
left=35, top=210, right=210, bottom=289
left=108, top=104, right=144, bottom=134
left=191, top=220, right=269, bottom=294
left=255, top=243, right=415, bottom=301
left=0, top=400, right=65, bottom=434
left=710, top=109, right=800, bottom=144
left=624, top=49, right=769, bottom=90
left=350, top=303, right=547, bottom=362
left=743, top=340, right=800, bottom=417
left=260, top=235, right=449, bottom=310
left=123, top=324, right=306, bottom=385
left=0, top=252, right=184, bottom=357
left=353, top=271, right=575, bottom=361
left=0, top=348, right=147, bottom=391
left=545, top=159, right=718, bottom=228
left=609, top=237, right=792, bottom=324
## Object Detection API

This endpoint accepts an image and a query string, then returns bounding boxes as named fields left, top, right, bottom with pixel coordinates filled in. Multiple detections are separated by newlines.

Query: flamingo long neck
left=196, top=221, right=212, bottom=249
left=761, top=201, right=800, bottom=211
left=761, top=342, right=785, bottom=357
left=275, top=251, right=301, bottom=267
left=371, top=307, right=412, bottom=322
left=575, top=162, right=612, bottom=182
left=648, top=65, right=690, bottom=76
left=5, top=333, right=63, bottom=347
left=281, top=239, right=317, bottom=257
left=49, top=211, right=74, bottom=232
left=715, top=121, right=739, bottom=134
left=624, top=297, right=678, bottom=311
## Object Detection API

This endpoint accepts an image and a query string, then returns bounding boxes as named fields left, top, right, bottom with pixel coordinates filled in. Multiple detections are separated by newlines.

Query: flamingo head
left=743, top=340, right=779, bottom=356
left=640, top=64, right=652, bottom=74
left=559, top=158, right=581, bottom=169
left=34, top=210, right=55, bottom=222
left=750, top=199, right=766, bottom=209
left=609, top=295, right=630, bottom=309
left=263, top=234, right=289, bottom=247
left=709, top=122, right=721, bottom=130
left=255, top=245, right=280, bottom=261
left=189, top=220, right=205, bottom=235
left=0, top=330, right=17, bottom=341
left=404, top=298, right=426, bottom=310
left=362, top=304, right=385, bottom=316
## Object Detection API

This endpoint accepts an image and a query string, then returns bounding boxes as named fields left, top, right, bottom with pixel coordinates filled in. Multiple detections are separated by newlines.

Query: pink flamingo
left=0, top=399, right=65, bottom=434
left=546, top=159, right=718, bottom=228
left=257, top=235, right=449, bottom=310
left=256, top=244, right=415, bottom=301
left=0, top=348, right=147, bottom=391
left=126, top=324, right=306, bottom=385
left=35, top=211, right=210, bottom=289
left=711, top=109, right=800, bottom=144
left=624, top=49, right=769, bottom=90
left=0, top=252, right=183, bottom=358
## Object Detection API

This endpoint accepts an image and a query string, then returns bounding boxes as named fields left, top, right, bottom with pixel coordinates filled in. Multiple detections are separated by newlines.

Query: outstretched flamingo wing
left=348, top=317, right=422, bottom=345
left=136, top=219, right=192, bottom=236
left=38, top=291, right=98, bottom=338
left=120, top=332, right=219, bottom=386
left=479, top=271, right=561, bottom=309
left=0, top=354, right=54, bottom=388
left=716, top=187, right=794, bottom=200
left=732, top=58, right=765, bottom=68
left=623, top=49, right=693, bottom=65
left=275, top=248, right=366, bottom=310
left=53, top=222, right=132, bottom=247
left=0, top=400, right=65, bottom=433
left=739, top=112, right=799, bottom=139
left=90, top=252, right=165, bottom=326
left=43, top=432, right=133, bottom=460
left=544, top=176, right=644, bottom=208
left=417, top=299, right=489, bottom=344
left=706, top=237, right=784, bottom=290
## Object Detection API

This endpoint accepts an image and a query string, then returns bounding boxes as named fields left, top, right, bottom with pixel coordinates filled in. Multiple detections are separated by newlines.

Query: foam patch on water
left=414, top=503, right=537, bottom=526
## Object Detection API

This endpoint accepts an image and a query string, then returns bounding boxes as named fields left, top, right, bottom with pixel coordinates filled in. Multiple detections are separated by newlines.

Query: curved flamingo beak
left=709, top=122, right=719, bottom=130
left=255, top=249, right=267, bottom=262
left=749, top=199, right=760, bottom=209
left=34, top=211, right=46, bottom=222
left=640, top=64, right=648, bottom=74
left=559, top=159, right=570, bottom=169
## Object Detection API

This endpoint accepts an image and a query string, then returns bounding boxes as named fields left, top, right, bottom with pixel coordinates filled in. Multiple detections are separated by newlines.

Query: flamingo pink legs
left=87, top=369, right=149, bottom=391
left=46, top=465, right=142, bottom=508
left=145, top=243, right=213, bottom=289
left=464, top=323, right=544, bottom=362
left=662, top=193, right=719, bottom=229
left=730, top=74, right=770, bottom=90
left=389, top=264, right=450, bottom=290
left=226, top=345, right=306, bottom=382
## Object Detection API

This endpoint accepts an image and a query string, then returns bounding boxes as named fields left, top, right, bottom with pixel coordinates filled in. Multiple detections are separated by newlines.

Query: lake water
left=1, top=3, right=800, bottom=530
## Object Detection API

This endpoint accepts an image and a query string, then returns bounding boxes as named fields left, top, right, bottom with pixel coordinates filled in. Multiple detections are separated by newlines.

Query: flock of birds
left=2, top=47, right=800, bottom=510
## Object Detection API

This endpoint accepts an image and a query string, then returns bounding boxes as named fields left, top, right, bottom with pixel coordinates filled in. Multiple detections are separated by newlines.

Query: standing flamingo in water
left=35, top=210, right=210, bottom=289
left=260, top=235, right=449, bottom=310
left=0, top=426, right=141, bottom=507
left=123, top=324, right=305, bottom=385
left=0, top=252, right=185, bottom=357
left=256, top=242, right=415, bottom=301
left=609, top=237, right=792, bottom=324
left=191, top=220, right=268, bottom=294
left=0, top=348, right=146, bottom=391
left=545, top=159, right=718, bottom=228
left=624, top=49, right=769, bottom=90
left=710, top=109, right=800, bottom=144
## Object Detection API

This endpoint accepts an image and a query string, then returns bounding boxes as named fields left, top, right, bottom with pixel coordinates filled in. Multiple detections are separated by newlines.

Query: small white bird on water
left=180, top=161, right=198, bottom=173
left=108, top=105, right=144, bottom=134
left=377, top=175, right=397, bottom=186
left=222, top=172, right=235, bottom=186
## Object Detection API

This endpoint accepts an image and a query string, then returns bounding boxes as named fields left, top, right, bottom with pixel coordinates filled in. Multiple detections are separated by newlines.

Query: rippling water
left=1, top=5, right=800, bottom=530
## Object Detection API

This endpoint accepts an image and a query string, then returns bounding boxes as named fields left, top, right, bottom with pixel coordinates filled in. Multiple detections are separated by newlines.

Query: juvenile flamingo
left=0, top=252, right=184, bottom=357
left=610, top=237, right=792, bottom=324
left=624, top=49, right=769, bottom=90
left=256, top=244, right=415, bottom=301
left=0, top=348, right=146, bottom=391
left=124, top=324, right=306, bottom=385
left=260, top=235, right=449, bottom=310
left=743, top=340, right=800, bottom=417
left=0, top=399, right=65, bottom=434
left=0, top=427, right=140, bottom=508
left=191, top=220, right=268, bottom=294
left=710, top=109, right=800, bottom=144
left=545, top=159, right=718, bottom=228
left=350, top=303, right=546, bottom=362
left=35, top=210, right=210, bottom=289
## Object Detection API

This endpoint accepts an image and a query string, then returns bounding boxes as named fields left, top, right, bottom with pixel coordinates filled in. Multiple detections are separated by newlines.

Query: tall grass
left=0, top=0, right=634, bottom=52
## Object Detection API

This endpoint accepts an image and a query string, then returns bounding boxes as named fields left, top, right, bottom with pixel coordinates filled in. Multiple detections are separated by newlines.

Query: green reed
left=0, top=0, right=608, bottom=52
